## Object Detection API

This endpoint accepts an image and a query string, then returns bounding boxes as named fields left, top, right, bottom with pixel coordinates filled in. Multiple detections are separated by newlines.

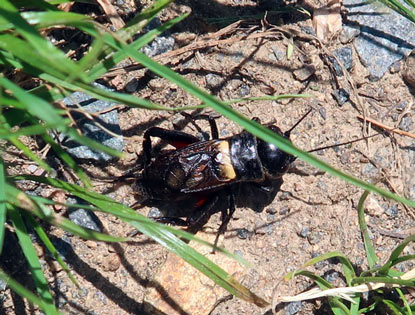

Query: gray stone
left=236, top=228, right=250, bottom=239
left=272, top=46, right=285, bottom=61
left=332, top=46, right=353, bottom=75
left=124, top=78, right=139, bottom=92
left=284, top=301, right=303, bottom=315
left=61, top=84, right=124, bottom=162
left=293, top=65, right=316, bottom=82
left=344, top=0, right=415, bottom=81
left=299, top=226, right=309, bottom=238
left=399, top=114, right=412, bottom=132
left=142, top=36, right=175, bottom=57
left=205, top=74, right=222, bottom=89
left=385, top=204, right=399, bottom=217
left=142, top=18, right=175, bottom=57
left=239, top=84, right=250, bottom=97
left=68, top=198, right=102, bottom=232
left=332, top=88, right=350, bottom=106
left=340, top=25, right=360, bottom=43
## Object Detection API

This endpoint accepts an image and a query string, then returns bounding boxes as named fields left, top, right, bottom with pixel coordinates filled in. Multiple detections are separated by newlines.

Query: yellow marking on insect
left=215, top=141, right=237, bottom=180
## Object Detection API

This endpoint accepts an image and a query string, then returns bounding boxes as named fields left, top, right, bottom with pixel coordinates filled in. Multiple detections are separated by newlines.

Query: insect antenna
left=308, top=133, right=382, bottom=153
left=284, top=108, right=313, bottom=137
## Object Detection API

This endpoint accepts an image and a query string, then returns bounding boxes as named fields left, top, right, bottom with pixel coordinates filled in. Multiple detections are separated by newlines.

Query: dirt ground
left=4, top=0, right=415, bottom=314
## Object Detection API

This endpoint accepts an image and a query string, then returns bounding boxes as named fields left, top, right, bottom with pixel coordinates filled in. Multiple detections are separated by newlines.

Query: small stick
left=357, top=115, right=415, bottom=139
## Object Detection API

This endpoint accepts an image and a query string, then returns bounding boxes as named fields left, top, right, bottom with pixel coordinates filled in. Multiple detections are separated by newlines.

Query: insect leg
left=180, top=112, right=220, bottom=140
left=214, top=187, right=236, bottom=249
left=143, top=127, right=200, bottom=164
left=187, top=195, right=220, bottom=228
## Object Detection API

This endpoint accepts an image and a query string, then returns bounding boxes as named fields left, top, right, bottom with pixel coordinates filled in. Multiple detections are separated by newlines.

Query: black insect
left=136, top=111, right=375, bottom=247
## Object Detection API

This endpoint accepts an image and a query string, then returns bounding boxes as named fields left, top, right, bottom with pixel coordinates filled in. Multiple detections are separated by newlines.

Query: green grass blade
left=40, top=72, right=191, bottom=111
left=352, top=276, right=415, bottom=286
left=0, top=156, right=6, bottom=255
left=382, top=298, right=406, bottom=314
left=5, top=183, right=127, bottom=242
left=22, top=211, right=79, bottom=287
left=396, top=287, right=412, bottom=315
left=357, top=191, right=378, bottom=268
left=0, top=268, right=60, bottom=315
left=0, top=0, right=89, bottom=82
left=0, top=76, right=66, bottom=126
left=7, top=205, right=57, bottom=313
left=87, top=14, right=189, bottom=81
left=286, top=251, right=356, bottom=285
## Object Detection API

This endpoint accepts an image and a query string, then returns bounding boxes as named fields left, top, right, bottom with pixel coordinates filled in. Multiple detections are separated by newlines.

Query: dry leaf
left=312, top=0, right=342, bottom=42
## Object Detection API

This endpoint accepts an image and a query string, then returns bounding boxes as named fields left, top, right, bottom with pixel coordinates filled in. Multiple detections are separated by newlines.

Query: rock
left=298, top=226, right=309, bottom=238
left=205, top=74, right=222, bottom=89
left=124, top=78, right=139, bottom=92
left=284, top=301, right=303, bottom=315
left=239, top=84, right=250, bottom=97
left=385, top=204, right=399, bottom=217
left=142, top=18, right=175, bottom=57
left=293, top=65, right=316, bottom=82
left=272, top=46, right=285, bottom=61
left=344, top=0, right=415, bottom=81
left=339, top=25, right=360, bottom=43
left=143, top=230, right=245, bottom=314
left=68, top=197, right=102, bottom=232
left=61, top=83, right=124, bottom=162
left=332, top=88, right=350, bottom=106
left=365, top=197, right=384, bottom=216
left=403, top=51, right=415, bottom=89
left=102, top=253, right=121, bottom=271
left=399, top=114, right=412, bottom=132
left=236, top=228, right=250, bottom=239
left=328, top=46, right=353, bottom=76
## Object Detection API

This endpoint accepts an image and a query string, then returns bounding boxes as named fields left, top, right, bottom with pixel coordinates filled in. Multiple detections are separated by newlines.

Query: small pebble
left=236, top=228, right=250, bottom=239
left=318, top=107, right=326, bottom=120
left=293, top=65, right=316, bottom=82
left=284, top=301, right=303, bottom=315
left=332, top=88, right=350, bottom=106
left=399, top=114, right=412, bottom=132
left=385, top=204, right=399, bottom=217
left=299, top=226, right=309, bottom=238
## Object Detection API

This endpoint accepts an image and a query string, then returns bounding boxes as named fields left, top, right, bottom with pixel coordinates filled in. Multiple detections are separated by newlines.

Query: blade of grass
left=396, top=287, right=412, bottom=315
left=0, top=268, right=60, bottom=315
left=357, top=191, right=379, bottom=269
left=0, top=156, right=5, bottom=255
left=5, top=183, right=127, bottom=242
left=22, top=211, right=79, bottom=287
left=352, top=276, right=415, bottom=287
left=286, top=251, right=356, bottom=285
left=7, top=205, right=57, bottom=314
left=224, top=94, right=311, bottom=105
left=0, top=0, right=90, bottom=82
left=87, top=14, right=189, bottom=81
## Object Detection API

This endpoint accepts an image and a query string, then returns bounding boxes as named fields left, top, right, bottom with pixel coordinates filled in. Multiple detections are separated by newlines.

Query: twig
left=357, top=115, right=415, bottom=139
